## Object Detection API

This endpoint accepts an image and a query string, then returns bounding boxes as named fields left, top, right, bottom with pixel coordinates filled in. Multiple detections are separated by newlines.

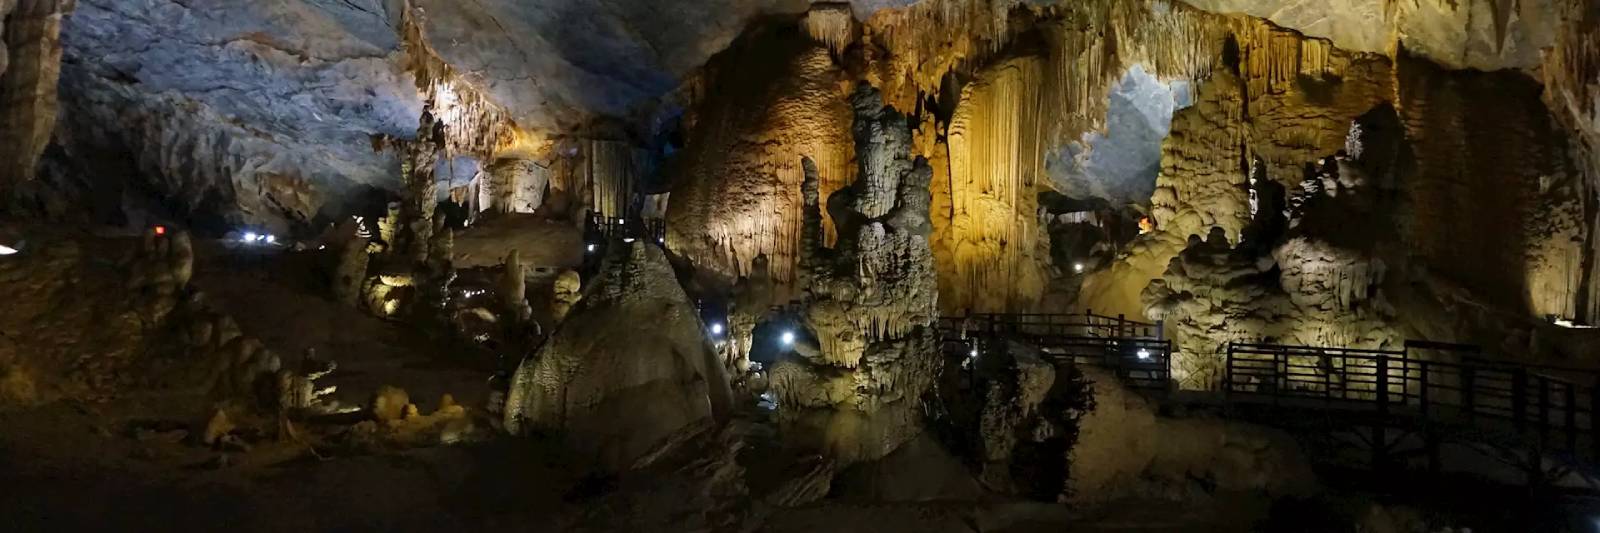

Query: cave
left=2, top=0, right=1600, bottom=531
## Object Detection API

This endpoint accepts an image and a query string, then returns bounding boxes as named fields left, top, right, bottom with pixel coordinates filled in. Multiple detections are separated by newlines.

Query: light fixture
left=244, top=232, right=259, bottom=242
left=153, top=225, right=167, bottom=236
left=969, top=348, right=979, bottom=359
left=586, top=243, right=596, bottom=253
left=1136, top=348, right=1150, bottom=360
left=0, top=244, right=17, bottom=256
left=710, top=323, right=724, bottom=335
left=780, top=331, right=795, bottom=346
left=1073, top=263, right=1084, bottom=273
left=622, top=237, right=636, bottom=243
left=658, top=237, right=665, bottom=244
left=265, top=234, right=276, bottom=244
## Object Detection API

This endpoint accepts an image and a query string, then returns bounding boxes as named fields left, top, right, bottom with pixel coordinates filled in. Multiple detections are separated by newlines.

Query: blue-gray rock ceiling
left=53, top=0, right=1587, bottom=229
left=57, top=0, right=817, bottom=227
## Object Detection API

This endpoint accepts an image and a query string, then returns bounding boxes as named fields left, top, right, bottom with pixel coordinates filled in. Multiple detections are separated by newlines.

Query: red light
left=153, top=225, right=167, bottom=236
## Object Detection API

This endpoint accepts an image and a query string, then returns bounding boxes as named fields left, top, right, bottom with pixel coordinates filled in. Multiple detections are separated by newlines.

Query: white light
left=1554, top=318, right=1598, bottom=329
left=658, top=237, right=665, bottom=244
left=780, top=331, right=795, bottom=346
left=622, top=237, right=636, bottom=243
left=586, top=244, right=596, bottom=253
left=0, top=244, right=16, bottom=256
left=318, top=245, right=327, bottom=250
left=1073, top=263, right=1084, bottom=273
left=265, top=234, right=276, bottom=244
left=710, top=323, right=724, bottom=335
left=243, top=232, right=259, bottom=242
left=1136, top=349, right=1150, bottom=360
left=969, top=348, right=979, bottom=358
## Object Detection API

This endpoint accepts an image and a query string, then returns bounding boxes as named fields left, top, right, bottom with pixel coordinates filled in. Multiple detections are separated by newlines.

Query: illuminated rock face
left=666, top=28, right=855, bottom=288
left=768, top=87, right=939, bottom=463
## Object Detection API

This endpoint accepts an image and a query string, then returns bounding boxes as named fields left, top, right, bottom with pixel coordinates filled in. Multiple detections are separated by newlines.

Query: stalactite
left=802, top=3, right=856, bottom=55
left=399, top=1, right=518, bottom=160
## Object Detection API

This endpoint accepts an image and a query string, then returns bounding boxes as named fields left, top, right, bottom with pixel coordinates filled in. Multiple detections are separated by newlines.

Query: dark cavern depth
left=3, top=0, right=1600, bottom=531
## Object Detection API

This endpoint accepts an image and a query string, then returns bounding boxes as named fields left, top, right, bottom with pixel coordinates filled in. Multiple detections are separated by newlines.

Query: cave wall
left=664, top=24, right=856, bottom=288
left=1396, top=55, right=1579, bottom=318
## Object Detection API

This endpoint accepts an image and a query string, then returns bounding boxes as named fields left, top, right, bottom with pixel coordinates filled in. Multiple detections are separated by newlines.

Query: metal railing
left=1225, top=341, right=1600, bottom=458
left=938, top=311, right=1164, bottom=340
left=585, top=213, right=665, bottom=244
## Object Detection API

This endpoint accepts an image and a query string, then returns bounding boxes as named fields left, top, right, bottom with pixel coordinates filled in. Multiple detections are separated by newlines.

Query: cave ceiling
left=50, top=0, right=1594, bottom=227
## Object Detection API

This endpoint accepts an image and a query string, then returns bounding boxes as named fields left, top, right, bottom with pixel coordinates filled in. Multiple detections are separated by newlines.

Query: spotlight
left=1136, top=348, right=1150, bottom=360
left=710, top=323, right=724, bottom=335
left=586, top=243, right=596, bottom=253
left=243, top=232, right=259, bottom=243
left=0, top=244, right=17, bottom=256
left=780, top=331, right=795, bottom=346
left=1073, top=263, right=1084, bottom=273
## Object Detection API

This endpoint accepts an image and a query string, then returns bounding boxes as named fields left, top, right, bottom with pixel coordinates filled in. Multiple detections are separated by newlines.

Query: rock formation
left=503, top=242, right=731, bottom=471
left=768, top=87, right=939, bottom=463
left=0, top=0, right=73, bottom=200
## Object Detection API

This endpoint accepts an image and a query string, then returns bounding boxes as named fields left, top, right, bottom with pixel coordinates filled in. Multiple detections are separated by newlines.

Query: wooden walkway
left=946, top=313, right=1600, bottom=484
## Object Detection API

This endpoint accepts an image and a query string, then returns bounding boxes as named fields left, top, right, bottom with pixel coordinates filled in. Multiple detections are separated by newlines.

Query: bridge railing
left=1226, top=342, right=1600, bottom=457
left=585, top=214, right=666, bottom=244
left=1044, top=336, right=1172, bottom=390
left=937, top=311, right=1164, bottom=340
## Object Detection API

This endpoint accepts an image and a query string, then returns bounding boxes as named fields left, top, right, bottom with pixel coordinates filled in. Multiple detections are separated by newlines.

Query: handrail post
left=1115, top=314, right=1125, bottom=339
left=1513, top=368, right=1528, bottom=434
left=1463, top=366, right=1477, bottom=424
left=1590, top=373, right=1599, bottom=461
left=1376, top=355, right=1390, bottom=415
left=1565, top=383, right=1578, bottom=452
left=1539, top=376, right=1551, bottom=448
left=1275, top=348, right=1285, bottom=406
left=1164, top=340, right=1173, bottom=392
left=1224, top=342, right=1234, bottom=400
left=1419, top=360, right=1430, bottom=420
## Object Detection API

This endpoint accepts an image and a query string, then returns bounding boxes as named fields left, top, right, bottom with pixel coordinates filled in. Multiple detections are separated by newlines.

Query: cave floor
left=190, top=239, right=495, bottom=413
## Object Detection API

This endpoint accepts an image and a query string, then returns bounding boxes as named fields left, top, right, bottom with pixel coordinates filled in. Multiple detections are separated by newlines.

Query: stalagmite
left=334, top=237, right=371, bottom=308
left=0, top=0, right=73, bottom=199
left=500, top=250, right=532, bottom=327
left=769, top=87, right=939, bottom=463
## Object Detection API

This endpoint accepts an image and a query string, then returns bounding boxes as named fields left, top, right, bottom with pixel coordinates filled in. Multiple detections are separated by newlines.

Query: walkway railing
left=945, top=313, right=1172, bottom=391
left=1226, top=341, right=1600, bottom=459
left=585, top=214, right=665, bottom=244
left=938, top=311, right=1164, bottom=340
